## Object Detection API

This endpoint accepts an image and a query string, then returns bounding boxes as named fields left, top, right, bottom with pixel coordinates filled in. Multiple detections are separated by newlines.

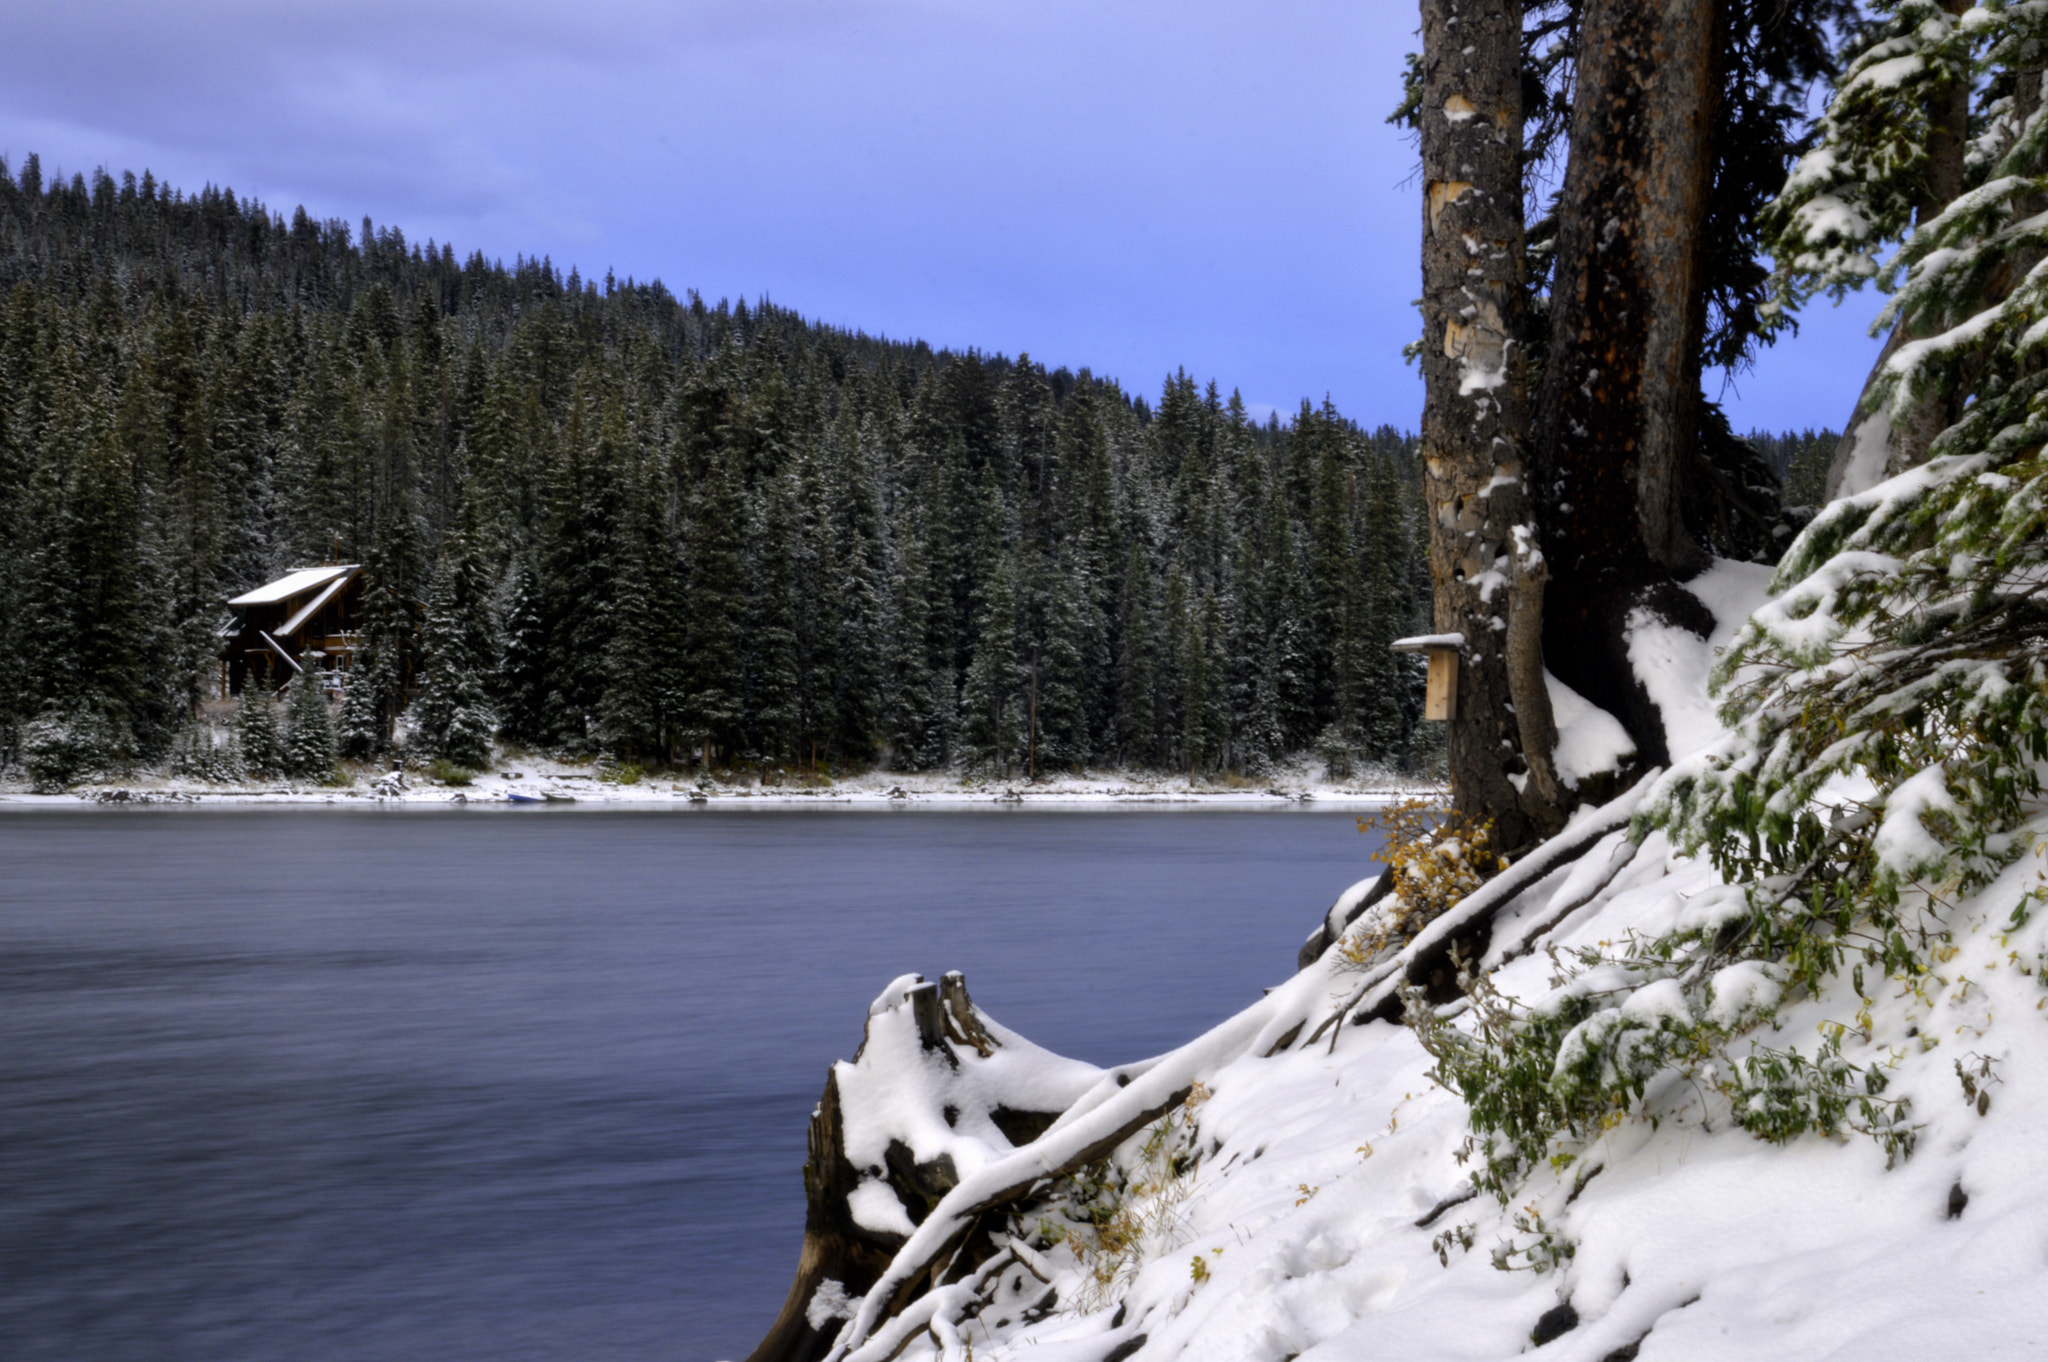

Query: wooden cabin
left=219, top=564, right=364, bottom=697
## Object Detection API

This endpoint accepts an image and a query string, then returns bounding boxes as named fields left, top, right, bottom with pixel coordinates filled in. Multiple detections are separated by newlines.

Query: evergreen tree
left=960, top=549, right=1019, bottom=774
left=1262, top=495, right=1316, bottom=752
left=67, top=429, right=152, bottom=756
left=791, top=445, right=842, bottom=766
left=746, top=470, right=802, bottom=763
left=285, top=668, right=338, bottom=780
left=822, top=416, right=885, bottom=764
left=16, top=335, right=89, bottom=724
left=1029, top=550, right=1092, bottom=772
left=232, top=688, right=287, bottom=779
left=1304, top=399, right=1355, bottom=733
left=349, top=362, right=430, bottom=750
left=495, top=554, right=549, bottom=746
left=536, top=392, right=617, bottom=748
left=336, top=665, right=384, bottom=761
left=1156, top=563, right=1191, bottom=767
left=1115, top=539, right=1159, bottom=766
left=881, top=529, right=940, bottom=769
left=414, top=524, right=499, bottom=770
left=1354, top=454, right=1410, bottom=765
left=595, top=446, right=685, bottom=764
left=1179, top=586, right=1229, bottom=775
left=171, top=716, right=240, bottom=783
left=678, top=446, right=747, bottom=768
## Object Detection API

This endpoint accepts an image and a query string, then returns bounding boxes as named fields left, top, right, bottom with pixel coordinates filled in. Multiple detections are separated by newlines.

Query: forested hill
left=0, top=153, right=1450, bottom=781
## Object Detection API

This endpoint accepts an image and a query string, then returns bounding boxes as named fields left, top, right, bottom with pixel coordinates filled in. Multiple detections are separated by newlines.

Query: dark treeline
left=1743, top=428, right=1837, bottom=510
left=0, top=154, right=1446, bottom=782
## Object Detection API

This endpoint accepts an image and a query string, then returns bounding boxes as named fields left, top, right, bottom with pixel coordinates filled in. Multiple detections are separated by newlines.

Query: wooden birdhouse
left=1391, top=634, right=1463, bottom=721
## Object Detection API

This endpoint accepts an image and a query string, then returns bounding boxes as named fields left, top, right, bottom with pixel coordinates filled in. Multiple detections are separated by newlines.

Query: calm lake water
left=0, top=805, right=1383, bottom=1361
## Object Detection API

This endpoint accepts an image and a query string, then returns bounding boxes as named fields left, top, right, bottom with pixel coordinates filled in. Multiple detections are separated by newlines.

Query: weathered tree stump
left=746, top=971, right=1100, bottom=1362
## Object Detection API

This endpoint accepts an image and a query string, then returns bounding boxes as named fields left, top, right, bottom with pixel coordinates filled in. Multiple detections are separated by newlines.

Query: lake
left=0, top=804, right=1386, bottom=1361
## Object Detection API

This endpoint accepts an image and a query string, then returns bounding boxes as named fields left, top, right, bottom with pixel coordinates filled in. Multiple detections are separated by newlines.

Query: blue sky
left=3, top=0, right=1880, bottom=433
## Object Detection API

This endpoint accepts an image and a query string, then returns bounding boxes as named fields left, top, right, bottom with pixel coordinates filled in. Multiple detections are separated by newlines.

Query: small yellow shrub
left=1342, top=799, right=1508, bottom=965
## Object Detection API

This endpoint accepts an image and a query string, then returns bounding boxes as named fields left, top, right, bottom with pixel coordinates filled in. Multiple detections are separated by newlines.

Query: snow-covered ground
left=0, top=756, right=1438, bottom=810
left=787, top=558, right=2048, bottom=1362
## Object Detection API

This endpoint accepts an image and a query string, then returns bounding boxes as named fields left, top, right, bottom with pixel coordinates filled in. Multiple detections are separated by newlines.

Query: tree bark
left=1419, top=0, right=1564, bottom=851
left=1530, top=0, right=1721, bottom=768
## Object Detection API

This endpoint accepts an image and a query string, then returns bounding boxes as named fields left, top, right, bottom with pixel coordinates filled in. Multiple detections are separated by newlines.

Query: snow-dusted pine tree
left=960, top=549, right=1019, bottom=775
left=232, top=688, right=287, bottom=779
left=285, top=671, right=338, bottom=781
left=746, top=470, right=802, bottom=764
left=494, top=554, right=548, bottom=748
left=1665, top=1, right=2048, bottom=925
left=880, top=529, right=940, bottom=770
left=335, top=662, right=386, bottom=761
left=414, top=525, right=499, bottom=771
left=1761, top=0, right=1985, bottom=496
left=170, top=717, right=240, bottom=783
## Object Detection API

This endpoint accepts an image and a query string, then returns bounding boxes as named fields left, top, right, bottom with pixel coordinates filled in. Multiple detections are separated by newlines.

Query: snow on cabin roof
left=278, top=574, right=352, bottom=637
left=226, top=565, right=359, bottom=608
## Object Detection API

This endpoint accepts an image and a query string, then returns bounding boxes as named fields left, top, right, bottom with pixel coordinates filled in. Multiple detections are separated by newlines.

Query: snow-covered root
left=845, top=1248, right=1015, bottom=1362
left=821, top=955, right=1360, bottom=1360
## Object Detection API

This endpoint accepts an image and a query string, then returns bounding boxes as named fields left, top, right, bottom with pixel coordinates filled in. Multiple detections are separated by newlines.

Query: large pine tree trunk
left=1531, top=0, right=1721, bottom=768
left=1419, top=0, right=1564, bottom=851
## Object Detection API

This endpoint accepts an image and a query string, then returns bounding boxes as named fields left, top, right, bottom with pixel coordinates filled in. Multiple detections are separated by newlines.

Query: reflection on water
left=0, top=806, right=1379, bottom=1360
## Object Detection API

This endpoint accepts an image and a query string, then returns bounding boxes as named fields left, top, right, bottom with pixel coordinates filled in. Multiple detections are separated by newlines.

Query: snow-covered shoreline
left=0, top=764, right=1442, bottom=811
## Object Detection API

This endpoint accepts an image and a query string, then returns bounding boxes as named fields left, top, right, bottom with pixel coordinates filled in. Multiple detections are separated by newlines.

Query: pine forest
left=0, top=154, right=1824, bottom=788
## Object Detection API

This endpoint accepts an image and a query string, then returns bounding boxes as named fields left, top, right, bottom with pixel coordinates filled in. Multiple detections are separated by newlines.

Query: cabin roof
left=227, top=564, right=360, bottom=608
left=279, top=575, right=354, bottom=636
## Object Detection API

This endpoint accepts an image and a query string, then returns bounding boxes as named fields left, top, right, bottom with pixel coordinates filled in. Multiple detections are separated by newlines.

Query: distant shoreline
left=0, top=766, right=1440, bottom=812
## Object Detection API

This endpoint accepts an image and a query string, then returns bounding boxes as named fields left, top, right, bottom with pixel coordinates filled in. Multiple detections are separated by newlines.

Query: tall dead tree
left=1419, top=0, right=1564, bottom=852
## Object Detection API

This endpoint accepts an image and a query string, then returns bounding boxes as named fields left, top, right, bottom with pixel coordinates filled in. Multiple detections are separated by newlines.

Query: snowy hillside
left=773, top=552, right=2048, bottom=1362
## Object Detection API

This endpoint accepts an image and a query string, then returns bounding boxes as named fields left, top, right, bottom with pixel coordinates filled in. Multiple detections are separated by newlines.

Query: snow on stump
left=748, top=971, right=1102, bottom=1362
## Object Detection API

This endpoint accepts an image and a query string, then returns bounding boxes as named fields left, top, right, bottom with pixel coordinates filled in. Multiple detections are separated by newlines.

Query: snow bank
left=805, top=814, right=2048, bottom=1362
left=1626, top=558, right=1773, bottom=762
left=5, top=756, right=1441, bottom=812
left=1543, top=671, right=1634, bottom=788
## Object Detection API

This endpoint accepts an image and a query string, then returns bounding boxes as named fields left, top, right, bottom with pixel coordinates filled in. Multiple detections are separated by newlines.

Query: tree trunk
left=1531, top=0, right=1721, bottom=769
left=1419, top=0, right=1563, bottom=850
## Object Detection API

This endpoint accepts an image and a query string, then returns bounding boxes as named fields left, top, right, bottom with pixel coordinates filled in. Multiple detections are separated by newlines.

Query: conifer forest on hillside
left=0, top=155, right=1829, bottom=787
